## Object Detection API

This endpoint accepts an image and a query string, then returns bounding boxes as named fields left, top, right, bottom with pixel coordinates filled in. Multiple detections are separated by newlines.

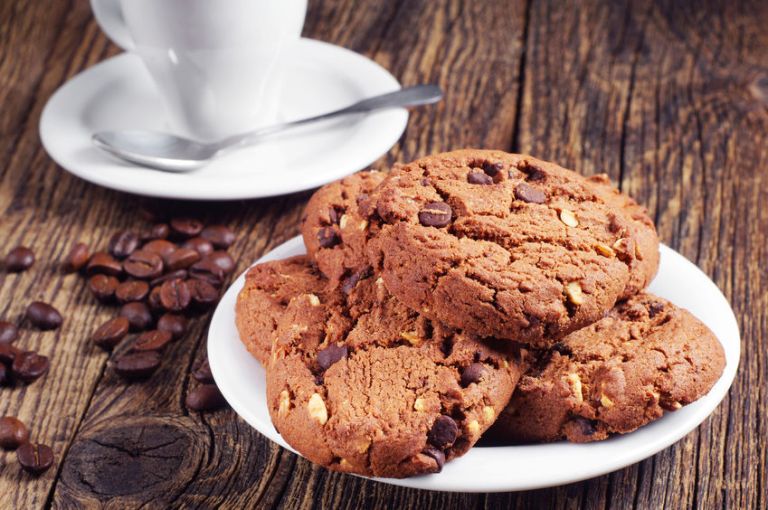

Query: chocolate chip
left=140, top=223, right=170, bottom=241
left=5, top=246, right=34, bottom=272
left=170, top=217, right=204, bottom=238
left=0, top=416, right=29, bottom=450
left=481, top=161, right=503, bottom=176
left=186, top=384, right=227, bottom=411
left=188, top=279, right=219, bottom=308
left=12, top=351, right=50, bottom=383
left=63, top=242, right=90, bottom=273
left=341, top=267, right=372, bottom=295
left=108, top=230, right=139, bottom=259
left=206, top=251, right=235, bottom=274
left=422, top=447, right=445, bottom=472
left=518, top=161, right=546, bottom=181
left=131, top=330, right=173, bottom=353
left=467, top=170, right=493, bottom=185
left=157, top=313, right=188, bottom=340
left=113, top=351, right=161, bottom=380
left=88, top=274, right=120, bottom=303
left=328, top=206, right=343, bottom=225
left=418, top=202, right=452, bottom=228
left=159, top=279, right=191, bottom=312
left=570, top=417, right=597, bottom=437
left=142, top=239, right=177, bottom=259
left=317, top=227, right=340, bottom=248
left=648, top=302, right=665, bottom=318
left=317, top=344, right=348, bottom=371
left=514, top=183, right=547, bottom=204
left=17, top=443, right=54, bottom=475
left=0, top=321, right=19, bottom=345
left=460, top=363, right=486, bottom=387
left=182, top=237, right=214, bottom=256
left=115, top=280, right=150, bottom=303
left=200, top=225, right=236, bottom=248
left=92, top=317, right=130, bottom=350
left=86, top=252, right=122, bottom=277
left=124, top=250, right=164, bottom=279
left=149, top=269, right=188, bottom=288
left=428, top=415, right=459, bottom=449
left=192, top=358, right=214, bottom=383
left=26, top=302, right=63, bottom=330
left=166, top=247, right=201, bottom=271
left=119, top=302, right=154, bottom=331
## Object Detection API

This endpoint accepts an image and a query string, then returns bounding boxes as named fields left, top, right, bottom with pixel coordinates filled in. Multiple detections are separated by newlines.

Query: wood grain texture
left=0, top=0, right=765, bottom=508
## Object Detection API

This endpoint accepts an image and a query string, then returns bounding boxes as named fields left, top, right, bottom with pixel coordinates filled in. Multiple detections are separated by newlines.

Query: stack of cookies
left=236, top=150, right=725, bottom=478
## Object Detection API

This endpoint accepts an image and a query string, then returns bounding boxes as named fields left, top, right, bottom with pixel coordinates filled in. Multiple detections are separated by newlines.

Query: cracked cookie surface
left=368, top=149, right=659, bottom=345
left=260, top=258, right=526, bottom=478
left=487, top=292, right=725, bottom=443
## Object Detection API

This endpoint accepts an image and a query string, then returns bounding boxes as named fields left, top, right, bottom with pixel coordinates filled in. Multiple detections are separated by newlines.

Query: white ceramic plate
left=39, top=39, right=407, bottom=200
left=208, top=236, right=740, bottom=492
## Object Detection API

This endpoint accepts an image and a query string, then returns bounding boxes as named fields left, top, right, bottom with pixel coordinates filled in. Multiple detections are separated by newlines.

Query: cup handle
left=90, top=0, right=134, bottom=50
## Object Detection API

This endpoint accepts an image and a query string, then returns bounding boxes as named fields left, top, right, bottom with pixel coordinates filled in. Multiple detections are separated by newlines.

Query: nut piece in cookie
left=487, top=293, right=725, bottom=443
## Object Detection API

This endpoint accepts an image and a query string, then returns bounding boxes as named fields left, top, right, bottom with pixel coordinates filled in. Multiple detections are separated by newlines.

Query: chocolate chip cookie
left=368, top=150, right=659, bottom=345
left=263, top=259, right=526, bottom=478
left=301, top=170, right=386, bottom=286
left=487, top=293, right=725, bottom=443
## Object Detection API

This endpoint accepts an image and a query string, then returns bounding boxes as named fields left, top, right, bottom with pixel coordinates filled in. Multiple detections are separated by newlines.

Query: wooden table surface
left=1, top=0, right=766, bottom=508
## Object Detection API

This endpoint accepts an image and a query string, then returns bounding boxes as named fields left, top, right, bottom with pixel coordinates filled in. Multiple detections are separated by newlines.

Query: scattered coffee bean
left=12, top=351, right=50, bottom=383
left=108, top=230, right=139, bottom=259
left=17, top=442, right=54, bottom=475
left=460, top=363, right=486, bottom=387
left=0, top=321, right=19, bottom=344
left=192, top=358, right=213, bottom=383
left=467, top=170, right=493, bottom=185
left=0, top=364, right=7, bottom=385
left=186, top=384, right=226, bottom=411
left=422, top=447, right=445, bottom=472
left=150, top=269, right=188, bottom=287
left=113, top=351, right=162, bottom=380
left=189, top=259, right=225, bottom=287
left=124, top=250, right=164, bottom=279
left=166, top=248, right=200, bottom=270
left=0, top=344, right=20, bottom=365
left=147, top=287, right=164, bottom=313
left=5, top=246, right=35, bottom=273
left=207, top=251, right=235, bottom=274
left=317, top=227, right=340, bottom=248
left=157, top=313, right=187, bottom=340
left=115, top=280, right=150, bottom=303
left=26, top=302, right=63, bottom=330
left=427, top=415, right=458, bottom=449
left=418, top=202, right=453, bottom=228
left=182, top=237, right=214, bottom=256
left=142, top=239, right=177, bottom=259
left=119, top=302, right=154, bottom=331
left=91, top=317, right=130, bottom=350
left=88, top=274, right=120, bottom=302
left=170, top=217, right=204, bottom=238
left=188, top=279, right=219, bottom=308
left=317, top=344, right=348, bottom=371
left=200, top=225, right=235, bottom=248
left=159, top=279, right=191, bottom=312
left=514, top=183, right=547, bottom=204
left=0, top=416, right=30, bottom=450
left=87, top=252, right=123, bottom=276
left=140, top=223, right=170, bottom=241
left=63, top=242, right=90, bottom=273
left=131, top=330, right=172, bottom=353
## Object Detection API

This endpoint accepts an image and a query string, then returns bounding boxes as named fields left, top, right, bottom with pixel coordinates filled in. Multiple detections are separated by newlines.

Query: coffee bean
left=5, top=246, right=34, bottom=272
left=0, top=321, right=19, bottom=344
left=207, top=251, right=235, bottom=274
left=0, top=416, right=29, bottom=450
left=186, top=384, right=226, bottom=411
left=88, top=274, right=120, bottom=302
left=166, top=248, right=200, bottom=270
left=86, top=252, right=122, bottom=276
left=91, top=317, right=130, bottom=350
left=159, top=279, right=191, bottom=312
left=62, top=242, right=90, bottom=273
left=0, top=364, right=8, bottom=385
left=147, top=287, right=164, bottom=313
left=182, top=237, right=214, bottom=256
left=189, top=259, right=225, bottom=287
left=200, top=225, right=235, bottom=248
left=514, top=183, right=547, bottom=204
left=17, top=443, right=54, bottom=475
left=460, top=363, right=486, bottom=387
left=140, top=223, right=170, bottom=241
left=427, top=415, right=458, bottom=448
left=113, top=351, right=161, bottom=380
left=119, top=302, right=153, bottom=331
left=108, top=230, right=139, bottom=259
left=142, top=239, right=177, bottom=259
left=12, top=351, right=50, bottom=383
left=317, top=343, right=348, bottom=371
left=188, top=279, right=219, bottom=308
left=192, top=358, right=213, bottom=383
left=170, top=217, right=204, bottom=238
left=422, top=447, right=445, bottom=472
left=0, top=344, right=20, bottom=365
left=131, top=330, right=172, bottom=353
left=26, top=302, right=63, bottom=330
left=124, top=250, right=164, bottom=279
left=317, top=227, right=340, bottom=248
left=467, top=170, right=493, bottom=185
left=115, top=280, right=150, bottom=303
left=418, top=202, right=452, bottom=228
left=150, top=269, right=188, bottom=288
left=157, top=313, right=187, bottom=340
left=481, top=161, right=503, bottom=176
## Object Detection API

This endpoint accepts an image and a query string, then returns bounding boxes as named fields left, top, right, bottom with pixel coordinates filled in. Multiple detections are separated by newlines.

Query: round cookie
left=265, top=260, right=527, bottom=478
left=301, top=170, right=386, bottom=287
left=487, top=292, right=725, bottom=443
left=235, top=256, right=326, bottom=366
left=368, top=149, right=660, bottom=345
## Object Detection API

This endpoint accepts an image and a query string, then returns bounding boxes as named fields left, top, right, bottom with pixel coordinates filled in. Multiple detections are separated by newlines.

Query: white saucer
left=40, top=39, right=407, bottom=200
left=207, top=237, right=740, bottom=493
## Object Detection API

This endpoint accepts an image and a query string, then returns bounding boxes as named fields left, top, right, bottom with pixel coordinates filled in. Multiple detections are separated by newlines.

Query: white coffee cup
left=90, top=0, right=307, bottom=142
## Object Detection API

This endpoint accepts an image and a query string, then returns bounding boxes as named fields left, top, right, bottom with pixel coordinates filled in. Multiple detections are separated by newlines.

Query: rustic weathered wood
left=0, top=0, right=765, bottom=508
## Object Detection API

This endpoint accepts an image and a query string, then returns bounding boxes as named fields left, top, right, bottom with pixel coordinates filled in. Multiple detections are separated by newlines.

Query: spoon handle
left=218, top=84, right=443, bottom=151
